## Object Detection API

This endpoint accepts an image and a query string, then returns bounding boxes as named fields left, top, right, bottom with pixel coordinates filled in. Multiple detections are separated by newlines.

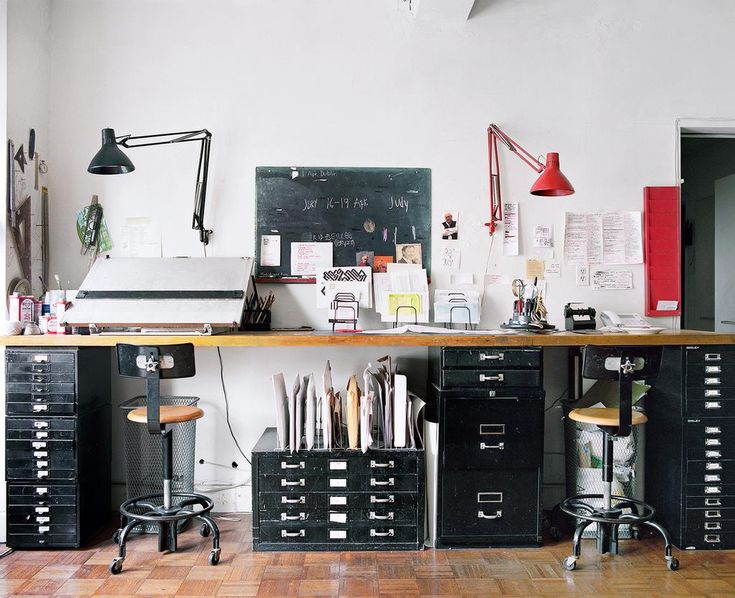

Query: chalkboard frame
left=255, top=166, right=432, bottom=282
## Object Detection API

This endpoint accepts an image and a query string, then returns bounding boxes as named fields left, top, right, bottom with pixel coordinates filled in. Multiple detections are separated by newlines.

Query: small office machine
left=564, top=303, right=596, bottom=331
left=62, top=257, right=253, bottom=334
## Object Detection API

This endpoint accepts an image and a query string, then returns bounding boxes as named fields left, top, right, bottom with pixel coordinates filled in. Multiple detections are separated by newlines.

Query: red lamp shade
left=530, top=152, right=574, bottom=196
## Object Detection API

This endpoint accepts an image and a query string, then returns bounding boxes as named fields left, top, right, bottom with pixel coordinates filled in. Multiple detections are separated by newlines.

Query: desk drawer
left=6, top=382, right=75, bottom=395
left=259, top=507, right=416, bottom=525
left=6, top=351, right=76, bottom=365
left=440, top=469, right=540, bottom=540
left=683, top=530, right=735, bottom=549
left=6, top=361, right=75, bottom=375
left=687, top=461, right=735, bottom=484
left=686, top=495, right=735, bottom=509
left=687, top=368, right=735, bottom=388
left=8, top=483, right=77, bottom=506
left=8, top=504, right=77, bottom=525
left=687, top=349, right=735, bottom=366
left=5, top=530, right=78, bottom=548
left=7, top=394, right=76, bottom=416
left=6, top=372, right=76, bottom=384
left=439, top=369, right=541, bottom=389
left=442, top=397, right=542, bottom=469
left=687, top=483, right=735, bottom=497
left=686, top=397, right=735, bottom=418
left=441, top=348, right=541, bottom=369
left=258, top=491, right=417, bottom=511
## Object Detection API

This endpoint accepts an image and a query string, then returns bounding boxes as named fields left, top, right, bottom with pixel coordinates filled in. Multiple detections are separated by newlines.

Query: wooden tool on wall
left=10, top=195, right=32, bottom=281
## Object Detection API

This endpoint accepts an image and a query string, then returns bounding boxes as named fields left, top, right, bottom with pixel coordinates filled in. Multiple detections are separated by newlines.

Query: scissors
left=511, top=279, right=526, bottom=313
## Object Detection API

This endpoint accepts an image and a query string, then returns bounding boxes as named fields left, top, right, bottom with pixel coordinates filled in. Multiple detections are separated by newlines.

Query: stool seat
left=127, top=405, right=204, bottom=425
left=569, top=407, right=647, bottom=427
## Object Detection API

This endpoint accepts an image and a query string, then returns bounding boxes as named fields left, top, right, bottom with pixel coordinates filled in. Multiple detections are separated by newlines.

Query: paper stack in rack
left=433, top=289, right=481, bottom=325
left=374, top=263, right=429, bottom=323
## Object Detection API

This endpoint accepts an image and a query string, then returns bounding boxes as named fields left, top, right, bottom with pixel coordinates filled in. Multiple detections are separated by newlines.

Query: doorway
left=680, top=132, right=735, bottom=331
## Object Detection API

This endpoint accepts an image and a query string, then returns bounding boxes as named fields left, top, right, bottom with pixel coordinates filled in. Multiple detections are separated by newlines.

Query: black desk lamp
left=88, top=128, right=213, bottom=245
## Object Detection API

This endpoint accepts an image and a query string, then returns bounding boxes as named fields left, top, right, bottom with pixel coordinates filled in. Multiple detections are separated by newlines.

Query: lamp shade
left=530, top=152, right=574, bottom=196
left=87, top=128, right=135, bottom=175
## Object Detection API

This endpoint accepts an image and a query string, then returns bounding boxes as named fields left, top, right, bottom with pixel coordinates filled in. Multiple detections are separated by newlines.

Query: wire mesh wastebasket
left=120, top=395, right=199, bottom=533
left=563, top=399, right=644, bottom=539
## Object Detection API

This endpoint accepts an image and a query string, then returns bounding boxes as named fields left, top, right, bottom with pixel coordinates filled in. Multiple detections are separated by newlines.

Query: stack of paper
left=315, top=266, right=373, bottom=309
left=433, top=289, right=481, bottom=325
left=374, top=263, right=429, bottom=323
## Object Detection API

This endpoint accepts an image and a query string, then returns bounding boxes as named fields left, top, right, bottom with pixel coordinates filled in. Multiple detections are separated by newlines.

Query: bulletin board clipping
left=255, top=167, right=432, bottom=280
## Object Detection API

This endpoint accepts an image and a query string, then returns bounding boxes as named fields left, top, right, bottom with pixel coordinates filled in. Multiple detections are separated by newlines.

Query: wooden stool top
left=127, top=405, right=204, bottom=425
left=569, top=407, right=647, bottom=427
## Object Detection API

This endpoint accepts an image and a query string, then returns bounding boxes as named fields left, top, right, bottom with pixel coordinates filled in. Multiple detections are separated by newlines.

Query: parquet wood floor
left=1, top=514, right=735, bottom=597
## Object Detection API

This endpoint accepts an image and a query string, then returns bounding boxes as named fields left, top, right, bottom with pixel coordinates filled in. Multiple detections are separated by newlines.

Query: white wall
left=4, top=0, right=733, bottom=512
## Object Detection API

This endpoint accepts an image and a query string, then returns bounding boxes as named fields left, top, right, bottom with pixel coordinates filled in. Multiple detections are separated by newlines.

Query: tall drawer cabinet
left=252, top=428, right=425, bottom=550
left=5, top=348, right=111, bottom=548
left=429, top=346, right=544, bottom=547
left=647, top=345, right=735, bottom=549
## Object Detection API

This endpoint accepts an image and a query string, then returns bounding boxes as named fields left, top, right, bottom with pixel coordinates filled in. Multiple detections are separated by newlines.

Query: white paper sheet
left=439, top=245, right=460, bottom=270
left=290, top=242, right=333, bottom=276
left=272, top=373, right=289, bottom=450
left=592, top=270, right=634, bottom=290
left=503, top=202, right=519, bottom=256
left=565, top=211, right=643, bottom=265
left=305, top=374, right=316, bottom=450
left=533, top=224, right=554, bottom=259
left=544, top=261, right=561, bottom=278
left=260, top=235, right=281, bottom=266
left=120, top=217, right=161, bottom=257
left=322, top=361, right=333, bottom=449
left=315, top=266, right=372, bottom=308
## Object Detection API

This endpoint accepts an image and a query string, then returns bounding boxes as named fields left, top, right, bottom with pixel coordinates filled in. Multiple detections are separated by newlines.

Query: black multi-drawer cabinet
left=429, top=346, right=544, bottom=547
left=647, top=345, right=735, bottom=549
left=251, top=427, right=425, bottom=550
left=5, top=348, right=111, bottom=548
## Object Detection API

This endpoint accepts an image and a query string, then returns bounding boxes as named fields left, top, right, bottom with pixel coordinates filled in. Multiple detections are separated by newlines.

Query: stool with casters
left=559, top=346, right=678, bottom=571
left=110, top=343, right=220, bottom=574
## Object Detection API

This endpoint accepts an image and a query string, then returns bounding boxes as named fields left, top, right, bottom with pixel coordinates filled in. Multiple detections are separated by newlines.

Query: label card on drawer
left=329, top=478, right=347, bottom=488
left=329, top=460, right=348, bottom=471
left=329, top=529, right=347, bottom=540
left=329, top=496, right=347, bottom=506
left=329, top=512, right=348, bottom=523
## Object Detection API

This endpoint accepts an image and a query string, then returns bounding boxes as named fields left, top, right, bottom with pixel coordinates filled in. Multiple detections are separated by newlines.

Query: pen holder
left=241, top=309, right=271, bottom=331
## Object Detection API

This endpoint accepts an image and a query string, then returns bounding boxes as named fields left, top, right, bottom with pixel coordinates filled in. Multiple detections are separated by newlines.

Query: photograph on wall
left=355, top=250, right=374, bottom=268
left=396, top=243, right=422, bottom=265
left=373, top=255, right=393, bottom=273
left=440, top=210, right=459, bottom=240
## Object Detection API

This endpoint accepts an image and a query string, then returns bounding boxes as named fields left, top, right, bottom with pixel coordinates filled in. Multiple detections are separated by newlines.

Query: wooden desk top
left=0, top=330, right=732, bottom=348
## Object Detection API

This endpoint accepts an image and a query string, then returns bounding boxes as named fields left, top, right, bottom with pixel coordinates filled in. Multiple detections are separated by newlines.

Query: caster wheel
left=112, top=530, right=121, bottom=544
left=550, top=526, right=562, bottom=542
left=631, top=527, right=641, bottom=541
left=199, top=524, right=210, bottom=537
left=563, top=557, right=577, bottom=571
left=208, top=549, right=220, bottom=566
left=109, top=558, right=124, bottom=575
left=667, top=557, right=680, bottom=571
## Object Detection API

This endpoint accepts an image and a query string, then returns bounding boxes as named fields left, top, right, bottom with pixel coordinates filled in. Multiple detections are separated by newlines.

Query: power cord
left=217, top=347, right=251, bottom=466
left=545, top=387, right=569, bottom=413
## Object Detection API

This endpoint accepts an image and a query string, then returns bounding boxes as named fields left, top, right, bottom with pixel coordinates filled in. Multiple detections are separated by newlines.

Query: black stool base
left=110, top=492, right=220, bottom=574
left=559, top=493, right=678, bottom=571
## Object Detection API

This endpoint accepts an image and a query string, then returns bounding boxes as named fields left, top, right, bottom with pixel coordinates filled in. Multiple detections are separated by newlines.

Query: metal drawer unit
left=647, top=346, right=735, bottom=550
left=5, top=348, right=112, bottom=549
left=251, top=428, right=425, bottom=551
left=429, top=346, right=544, bottom=547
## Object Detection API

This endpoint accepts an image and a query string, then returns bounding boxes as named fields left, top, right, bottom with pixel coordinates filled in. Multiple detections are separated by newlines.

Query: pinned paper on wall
left=564, top=212, right=643, bottom=265
left=503, top=202, right=519, bottom=256
left=525, top=259, right=545, bottom=279
left=120, top=217, right=161, bottom=258
left=290, top=242, right=333, bottom=276
left=260, top=235, right=281, bottom=267
left=544, top=261, right=561, bottom=278
left=592, top=270, right=633, bottom=290
left=533, top=224, right=554, bottom=259
left=439, top=245, right=460, bottom=270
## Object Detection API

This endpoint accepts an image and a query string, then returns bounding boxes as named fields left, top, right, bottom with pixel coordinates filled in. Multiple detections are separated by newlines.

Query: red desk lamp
left=486, top=123, right=574, bottom=235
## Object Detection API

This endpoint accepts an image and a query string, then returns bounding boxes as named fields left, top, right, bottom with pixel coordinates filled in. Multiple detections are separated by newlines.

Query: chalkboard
left=255, top=167, right=432, bottom=280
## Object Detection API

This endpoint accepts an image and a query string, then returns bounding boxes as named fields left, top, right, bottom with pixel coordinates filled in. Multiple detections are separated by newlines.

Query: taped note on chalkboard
left=290, top=242, right=333, bottom=276
left=260, top=235, right=281, bottom=267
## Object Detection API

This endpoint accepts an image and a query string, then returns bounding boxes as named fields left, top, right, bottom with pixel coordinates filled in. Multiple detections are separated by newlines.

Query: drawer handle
left=705, top=378, right=721, bottom=385
left=705, top=475, right=722, bottom=483
left=33, top=421, right=49, bottom=429
left=32, top=442, right=47, bottom=449
left=281, top=529, right=305, bottom=538
left=32, top=385, right=48, bottom=393
left=706, top=451, right=722, bottom=458
left=281, top=512, right=307, bottom=521
left=38, top=525, right=50, bottom=533
left=705, top=534, right=721, bottom=543
left=33, top=451, right=48, bottom=458
left=705, top=438, right=721, bottom=446
left=36, top=516, right=50, bottom=524
left=370, top=529, right=394, bottom=538
left=705, top=427, right=722, bottom=434
left=705, top=510, right=721, bottom=518
left=370, top=460, right=394, bottom=469
left=34, top=506, right=50, bottom=514
left=478, top=510, right=503, bottom=520
left=32, top=354, right=49, bottom=363
left=705, top=401, right=721, bottom=410
left=704, top=390, right=721, bottom=397
left=32, top=395, right=47, bottom=403
left=281, top=496, right=305, bottom=504
left=706, top=462, right=723, bottom=471
left=37, top=471, right=49, bottom=479
left=35, top=432, right=49, bottom=439
left=281, top=479, right=305, bottom=487
left=705, top=366, right=722, bottom=373
left=371, top=495, right=395, bottom=504
left=32, top=405, right=49, bottom=413
left=35, top=487, right=48, bottom=496
left=705, top=522, right=722, bottom=530
left=704, top=486, right=721, bottom=494
left=705, top=498, right=721, bottom=506
left=370, top=478, right=395, bottom=487
left=281, top=461, right=305, bottom=470
left=33, top=375, right=48, bottom=382
left=369, top=512, right=394, bottom=520
left=479, top=352, right=504, bottom=361
left=480, top=442, right=505, bottom=451
left=32, top=365, right=49, bottom=372
left=705, top=354, right=722, bottom=361
left=479, top=373, right=504, bottom=383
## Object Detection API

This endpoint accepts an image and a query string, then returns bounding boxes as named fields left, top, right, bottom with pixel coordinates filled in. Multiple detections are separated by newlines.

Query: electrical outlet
left=576, top=264, right=589, bottom=286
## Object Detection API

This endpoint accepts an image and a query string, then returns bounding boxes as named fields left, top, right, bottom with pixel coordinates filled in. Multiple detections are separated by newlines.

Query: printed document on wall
left=503, top=203, right=519, bottom=256
left=564, top=211, right=642, bottom=265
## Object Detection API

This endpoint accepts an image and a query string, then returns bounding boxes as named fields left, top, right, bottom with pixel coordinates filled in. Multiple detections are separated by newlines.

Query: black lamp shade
left=88, top=128, right=135, bottom=174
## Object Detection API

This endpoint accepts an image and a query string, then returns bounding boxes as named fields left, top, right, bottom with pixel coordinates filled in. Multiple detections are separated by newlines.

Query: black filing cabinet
left=429, top=346, right=544, bottom=547
left=5, top=348, right=111, bottom=548
left=252, top=428, right=424, bottom=550
left=647, top=345, right=735, bottom=549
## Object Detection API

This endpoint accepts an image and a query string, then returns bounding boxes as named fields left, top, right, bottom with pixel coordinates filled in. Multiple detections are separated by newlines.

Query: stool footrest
left=559, top=493, right=655, bottom=525
left=120, top=492, right=214, bottom=523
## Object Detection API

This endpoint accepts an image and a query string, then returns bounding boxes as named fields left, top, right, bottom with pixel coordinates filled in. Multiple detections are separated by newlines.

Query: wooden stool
left=110, top=344, right=220, bottom=575
left=559, top=346, right=678, bottom=571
